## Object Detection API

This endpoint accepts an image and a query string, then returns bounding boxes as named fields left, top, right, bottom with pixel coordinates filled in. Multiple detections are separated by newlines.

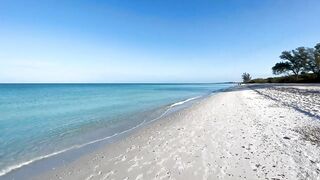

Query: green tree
left=272, top=48, right=307, bottom=80
left=292, top=47, right=310, bottom=72
left=306, top=43, right=320, bottom=78
left=272, top=62, right=291, bottom=75
left=242, top=72, right=251, bottom=83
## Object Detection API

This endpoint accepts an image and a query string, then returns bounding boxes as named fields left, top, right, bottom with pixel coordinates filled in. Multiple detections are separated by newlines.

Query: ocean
left=0, top=83, right=234, bottom=177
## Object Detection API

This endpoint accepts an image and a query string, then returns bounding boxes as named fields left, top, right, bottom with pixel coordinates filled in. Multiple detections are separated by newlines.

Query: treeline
left=248, top=42, right=320, bottom=83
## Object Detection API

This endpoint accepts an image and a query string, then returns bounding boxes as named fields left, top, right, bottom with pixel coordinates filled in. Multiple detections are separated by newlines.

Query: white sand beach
left=35, top=84, right=320, bottom=180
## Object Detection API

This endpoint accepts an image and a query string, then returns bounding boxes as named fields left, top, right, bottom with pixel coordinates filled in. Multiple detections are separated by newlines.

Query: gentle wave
left=170, top=96, right=201, bottom=108
left=0, top=95, right=201, bottom=177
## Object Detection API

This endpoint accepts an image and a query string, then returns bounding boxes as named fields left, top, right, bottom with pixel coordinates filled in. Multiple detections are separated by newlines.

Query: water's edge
left=1, top=86, right=234, bottom=179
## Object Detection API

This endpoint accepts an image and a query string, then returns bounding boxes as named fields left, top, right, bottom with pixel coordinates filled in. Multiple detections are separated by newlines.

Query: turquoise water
left=0, top=83, right=233, bottom=176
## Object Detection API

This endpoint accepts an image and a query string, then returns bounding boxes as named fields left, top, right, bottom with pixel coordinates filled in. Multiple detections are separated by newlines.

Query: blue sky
left=1, top=0, right=320, bottom=83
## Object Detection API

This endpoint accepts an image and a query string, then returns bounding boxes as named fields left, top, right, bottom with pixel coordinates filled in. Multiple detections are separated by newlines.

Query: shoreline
left=4, top=84, right=320, bottom=179
left=37, top=84, right=320, bottom=180
left=1, top=88, right=224, bottom=179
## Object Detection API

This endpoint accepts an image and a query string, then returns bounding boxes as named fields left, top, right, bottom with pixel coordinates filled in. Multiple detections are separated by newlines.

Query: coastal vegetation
left=247, top=42, right=320, bottom=83
left=242, top=72, right=252, bottom=83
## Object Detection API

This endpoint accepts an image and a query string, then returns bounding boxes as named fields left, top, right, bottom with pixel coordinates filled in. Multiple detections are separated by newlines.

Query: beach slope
left=36, top=84, right=320, bottom=180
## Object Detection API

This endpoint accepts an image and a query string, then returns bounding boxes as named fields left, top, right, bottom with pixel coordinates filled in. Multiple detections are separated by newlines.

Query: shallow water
left=0, top=83, right=234, bottom=176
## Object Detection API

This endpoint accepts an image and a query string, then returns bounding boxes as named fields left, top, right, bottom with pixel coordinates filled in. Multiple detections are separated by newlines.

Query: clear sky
left=1, top=0, right=320, bottom=83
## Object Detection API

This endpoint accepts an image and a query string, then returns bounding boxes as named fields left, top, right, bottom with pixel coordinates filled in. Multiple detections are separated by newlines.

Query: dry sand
left=35, top=84, right=320, bottom=180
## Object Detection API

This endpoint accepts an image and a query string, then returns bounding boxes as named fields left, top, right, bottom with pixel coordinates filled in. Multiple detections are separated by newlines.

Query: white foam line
left=0, top=95, right=200, bottom=177
left=170, top=96, right=201, bottom=108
